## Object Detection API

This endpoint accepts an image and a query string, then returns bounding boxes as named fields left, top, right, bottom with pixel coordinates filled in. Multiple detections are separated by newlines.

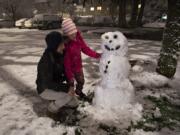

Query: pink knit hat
left=61, top=18, right=77, bottom=36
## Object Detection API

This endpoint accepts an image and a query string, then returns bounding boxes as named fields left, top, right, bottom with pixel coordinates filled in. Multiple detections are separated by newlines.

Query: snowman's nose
left=109, top=40, right=112, bottom=43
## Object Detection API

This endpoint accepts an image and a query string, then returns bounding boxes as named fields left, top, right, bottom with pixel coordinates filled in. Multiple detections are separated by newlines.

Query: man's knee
left=66, top=97, right=79, bottom=108
left=48, top=101, right=59, bottom=113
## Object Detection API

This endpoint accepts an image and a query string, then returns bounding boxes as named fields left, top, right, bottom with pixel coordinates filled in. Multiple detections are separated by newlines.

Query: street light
left=138, top=4, right=141, bottom=9
left=90, top=7, right=95, bottom=11
left=2, top=13, right=6, bottom=17
left=97, top=6, right=102, bottom=11
left=33, top=10, right=38, bottom=15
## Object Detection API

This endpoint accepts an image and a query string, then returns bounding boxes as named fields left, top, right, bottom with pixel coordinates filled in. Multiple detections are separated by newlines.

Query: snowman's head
left=101, top=31, right=128, bottom=56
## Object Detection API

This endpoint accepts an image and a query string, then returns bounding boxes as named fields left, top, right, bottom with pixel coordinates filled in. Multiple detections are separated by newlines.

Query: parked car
left=75, top=16, right=93, bottom=26
left=93, top=16, right=113, bottom=26
left=15, top=18, right=28, bottom=28
left=24, top=18, right=35, bottom=29
left=33, top=14, right=62, bottom=30
left=0, top=19, right=14, bottom=28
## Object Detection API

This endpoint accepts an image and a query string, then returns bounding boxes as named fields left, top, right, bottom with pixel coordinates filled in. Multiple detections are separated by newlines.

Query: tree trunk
left=109, top=1, right=117, bottom=25
left=129, top=0, right=139, bottom=27
left=118, top=0, right=127, bottom=27
left=156, top=0, right=180, bottom=78
left=9, top=5, right=17, bottom=26
left=137, top=0, right=146, bottom=26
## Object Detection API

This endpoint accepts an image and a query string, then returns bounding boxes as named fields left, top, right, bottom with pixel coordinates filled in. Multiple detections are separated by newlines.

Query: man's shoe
left=46, top=110, right=60, bottom=121
left=75, top=90, right=92, bottom=103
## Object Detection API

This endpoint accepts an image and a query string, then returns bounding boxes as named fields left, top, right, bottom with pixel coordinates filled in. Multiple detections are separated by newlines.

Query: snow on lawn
left=0, top=28, right=38, bottom=33
left=130, top=129, right=159, bottom=135
left=0, top=28, right=180, bottom=135
left=131, top=72, right=169, bottom=88
left=143, top=22, right=165, bottom=28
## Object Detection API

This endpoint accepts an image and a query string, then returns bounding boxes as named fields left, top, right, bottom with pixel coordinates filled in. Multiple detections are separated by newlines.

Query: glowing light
left=138, top=4, right=141, bottom=9
left=97, top=6, right=102, bottom=11
left=90, top=7, right=95, bottom=11
left=162, top=14, right=167, bottom=20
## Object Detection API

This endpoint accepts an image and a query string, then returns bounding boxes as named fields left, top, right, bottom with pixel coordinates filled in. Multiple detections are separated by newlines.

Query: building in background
left=34, top=0, right=64, bottom=15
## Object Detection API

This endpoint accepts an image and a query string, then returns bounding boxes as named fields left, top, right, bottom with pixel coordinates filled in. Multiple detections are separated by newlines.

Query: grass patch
left=98, top=123, right=121, bottom=135
left=129, top=96, right=180, bottom=131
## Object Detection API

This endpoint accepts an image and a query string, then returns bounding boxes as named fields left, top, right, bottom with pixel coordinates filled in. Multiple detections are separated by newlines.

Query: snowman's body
left=93, top=31, right=134, bottom=110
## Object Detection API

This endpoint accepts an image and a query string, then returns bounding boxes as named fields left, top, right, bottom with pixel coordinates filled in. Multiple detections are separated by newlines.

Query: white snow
left=132, top=65, right=144, bottom=72
left=0, top=28, right=38, bottom=33
left=143, top=22, right=165, bottom=28
left=130, top=129, right=159, bottom=135
left=131, top=71, right=169, bottom=88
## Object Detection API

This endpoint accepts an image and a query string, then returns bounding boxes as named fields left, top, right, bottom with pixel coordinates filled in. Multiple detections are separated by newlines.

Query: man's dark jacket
left=36, top=50, right=69, bottom=94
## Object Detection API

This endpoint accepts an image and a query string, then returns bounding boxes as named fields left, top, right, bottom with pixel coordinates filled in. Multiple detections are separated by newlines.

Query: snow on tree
left=0, top=0, right=33, bottom=24
left=143, top=0, right=167, bottom=23
left=156, top=0, right=180, bottom=78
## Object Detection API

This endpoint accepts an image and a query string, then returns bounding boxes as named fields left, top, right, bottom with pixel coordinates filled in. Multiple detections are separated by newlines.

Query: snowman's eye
left=105, top=36, right=109, bottom=39
left=114, top=35, right=118, bottom=39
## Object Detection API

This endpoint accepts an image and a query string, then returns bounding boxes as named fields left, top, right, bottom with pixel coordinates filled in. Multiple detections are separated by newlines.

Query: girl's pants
left=40, top=89, right=78, bottom=113
left=74, top=71, right=85, bottom=93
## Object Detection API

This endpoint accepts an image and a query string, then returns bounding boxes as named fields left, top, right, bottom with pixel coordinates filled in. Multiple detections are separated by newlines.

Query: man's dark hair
left=45, top=31, right=64, bottom=51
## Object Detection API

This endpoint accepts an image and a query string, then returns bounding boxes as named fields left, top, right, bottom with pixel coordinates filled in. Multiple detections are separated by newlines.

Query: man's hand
left=68, top=86, right=75, bottom=96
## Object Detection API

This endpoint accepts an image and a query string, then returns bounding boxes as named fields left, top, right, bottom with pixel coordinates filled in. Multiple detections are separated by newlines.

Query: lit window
left=97, top=6, right=102, bottom=11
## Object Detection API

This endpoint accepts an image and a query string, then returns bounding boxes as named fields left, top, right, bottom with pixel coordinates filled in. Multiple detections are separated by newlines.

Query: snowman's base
left=88, top=79, right=143, bottom=126
left=93, top=79, right=135, bottom=109
left=84, top=103, right=143, bottom=128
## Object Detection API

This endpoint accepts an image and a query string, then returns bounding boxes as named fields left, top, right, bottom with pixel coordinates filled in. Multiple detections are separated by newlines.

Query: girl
left=62, top=18, right=101, bottom=100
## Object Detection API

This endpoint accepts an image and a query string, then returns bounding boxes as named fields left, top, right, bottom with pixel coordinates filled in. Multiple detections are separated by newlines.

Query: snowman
left=93, top=31, right=135, bottom=111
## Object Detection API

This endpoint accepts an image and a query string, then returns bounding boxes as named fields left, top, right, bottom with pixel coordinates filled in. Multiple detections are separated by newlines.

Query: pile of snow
left=132, top=65, right=144, bottom=73
left=130, top=129, right=159, bottom=135
left=131, top=72, right=169, bottom=88
left=83, top=103, right=142, bottom=128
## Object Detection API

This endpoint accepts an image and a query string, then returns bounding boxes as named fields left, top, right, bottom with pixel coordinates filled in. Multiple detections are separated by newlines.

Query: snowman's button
left=104, top=70, right=107, bottom=73
left=111, top=48, right=114, bottom=51
left=106, top=65, right=108, bottom=69
left=108, top=61, right=111, bottom=64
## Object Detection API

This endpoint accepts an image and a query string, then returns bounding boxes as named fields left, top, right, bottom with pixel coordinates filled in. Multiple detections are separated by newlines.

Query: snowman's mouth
left=104, top=45, right=111, bottom=51
left=104, top=45, right=121, bottom=51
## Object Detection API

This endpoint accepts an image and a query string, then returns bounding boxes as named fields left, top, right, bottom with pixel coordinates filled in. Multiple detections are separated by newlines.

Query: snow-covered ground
left=0, top=28, right=179, bottom=135
left=143, top=22, right=165, bottom=28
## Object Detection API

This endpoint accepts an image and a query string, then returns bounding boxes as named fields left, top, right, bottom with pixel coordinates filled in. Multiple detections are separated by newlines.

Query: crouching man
left=36, top=31, right=78, bottom=120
